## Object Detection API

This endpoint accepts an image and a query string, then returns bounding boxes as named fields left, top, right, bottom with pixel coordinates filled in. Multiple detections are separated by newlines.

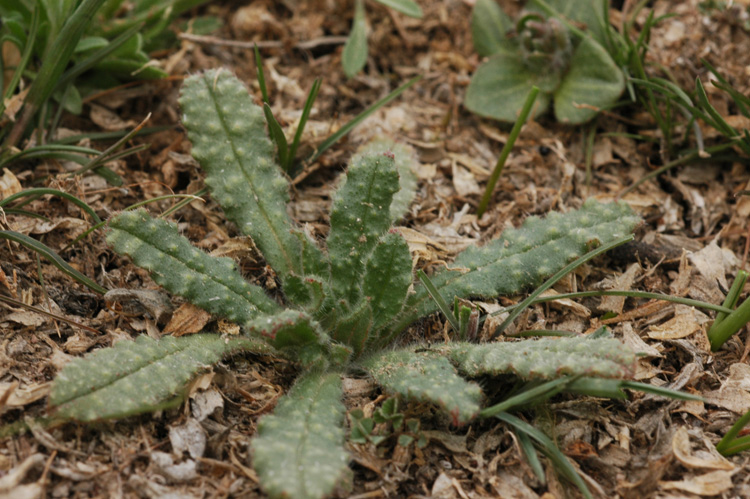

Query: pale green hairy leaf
left=253, top=372, right=349, bottom=499
left=363, top=349, right=482, bottom=424
left=107, top=209, right=280, bottom=325
left=50, top=334, right=272, bottom=421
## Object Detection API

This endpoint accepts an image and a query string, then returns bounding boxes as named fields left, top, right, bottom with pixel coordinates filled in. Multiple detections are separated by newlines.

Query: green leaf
left=107, top=209, right=281, bottom=325
left=352, top=138, right=418, bottom=222
left=253, top=372, right=349, bottom=499
left=444, top=336, right=636, bottom=380
left=363, top=348, right=482, bottom=424
left=362, top=231, right=412, bottom=333
left=330, top=301, right=374, bottom=357
left=553, top=37, right=625, bottom=124
left=244, top=310, right=331, bottom=368
left=372, top=0, right=423, bottom=18
left=327, top=153, right=400, bottom=306
left=393, top=200, right=641, bottom=333
left=471, top=0, right=512, bottom=57
left=465, top=49, right=553, bottom=123
left=342, top=0, right=368, bottom=78
left=179, top=69, right=321, bottom=279
left=528, top=0, right=608, bottom=46
left=50, top=334, right=271, bottom=421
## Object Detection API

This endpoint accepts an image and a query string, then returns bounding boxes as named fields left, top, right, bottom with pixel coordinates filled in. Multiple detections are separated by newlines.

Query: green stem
left=708, top=294, right=750, bottom=351
left=710, top=270, right=748, bottom=333
left=417, top=270, right=459, bottom=332
left=477, top=86, right=539, bottom=217
left=717, top=408, right=750, bottom=455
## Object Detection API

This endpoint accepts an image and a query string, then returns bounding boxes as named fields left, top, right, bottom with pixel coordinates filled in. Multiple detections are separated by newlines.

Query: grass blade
left=493, top=234, right=634, bottom=337
left=0, top=230, right=107, bottom=294
left=307, top=76, right=421, bottom=163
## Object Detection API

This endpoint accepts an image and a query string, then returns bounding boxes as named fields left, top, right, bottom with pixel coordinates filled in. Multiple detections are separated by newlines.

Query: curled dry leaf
left=660, top=470, right=734, bottom=496
left=0, top=168, right=22, bottom=199
left=672, top=426, right=734, bottom=471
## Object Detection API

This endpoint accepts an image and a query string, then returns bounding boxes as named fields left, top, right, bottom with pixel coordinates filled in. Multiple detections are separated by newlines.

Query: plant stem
left=477, top=86, right=539, bottom=217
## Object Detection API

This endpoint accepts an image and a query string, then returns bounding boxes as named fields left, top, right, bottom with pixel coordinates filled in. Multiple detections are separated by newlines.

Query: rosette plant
left=466, top=0, right=625, bottom=124
left=44, top=69, right=653, bottom=498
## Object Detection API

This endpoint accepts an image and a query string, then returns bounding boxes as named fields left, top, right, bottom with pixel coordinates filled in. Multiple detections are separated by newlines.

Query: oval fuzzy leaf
left=372, top=0, right=422, bottom=18
left=528, top=0, right=608, bottom=46
left=253, top=372, right=349, bottom=499
left=465, top=50, right=553, bottom=123
left=442, top=336, right=636, bottom=380
left=363, top=348, right=482, bottom=424
left=553, top=37, right=625, bottom=124
left=472, top=0, right=512, bottom=57
left=342, top=0, right=368, bottom=77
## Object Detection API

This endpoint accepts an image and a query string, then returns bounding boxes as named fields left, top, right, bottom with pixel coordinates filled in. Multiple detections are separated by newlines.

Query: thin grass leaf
left=517, top=431, right=546, bottom=484
left=479, top=377, right=575, bottom=418
left=263, top=103, right=289, bottom=168
left=417, top=269, right=459, bottom=332
left=254, top=44, right=270, bottom=104
left=0, top=230, right=107, bottom=294
left=710, top=270, right=748, bottom=335
left=477, top=86, right=539, bottom=217
left=0, top=188, right=102, bottom=223
left=287, top=79, right=321, bottom=173
left=494, top=234, right=634, bottom=337
left=497, top=412, right=592, bottom=499
left=717, top=408, right=750, bottom=455
left=307, top=76, right=421, bottom=163
left=6, top=0, right=110, bottom=148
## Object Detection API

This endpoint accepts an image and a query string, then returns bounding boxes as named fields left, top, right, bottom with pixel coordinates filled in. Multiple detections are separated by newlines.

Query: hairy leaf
left=391, top=200, right=641, bottom=333
left=253, top=371, right=349, bottom=499
left=107, top=209, right=280, bottom=325
left=442, top=336, right=636, bottom=380
left=245, top=310, right=331, bottom=368
left=327, top=153, right=400, bottom=307
left=50, top=334, right=271, bottom=421
left=363, top=231, right=412, bottom=333
left=353, top=138, right=419, bottom=222
left=363, top=349, right=482, bottom=424
left=179, top=69, right=322, bottom=279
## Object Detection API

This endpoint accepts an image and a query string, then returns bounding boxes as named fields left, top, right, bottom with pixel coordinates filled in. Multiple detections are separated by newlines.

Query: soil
left=3, top=0, right=750, bottom=497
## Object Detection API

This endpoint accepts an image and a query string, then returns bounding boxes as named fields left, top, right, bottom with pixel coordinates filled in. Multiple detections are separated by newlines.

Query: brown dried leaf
left=0, top=168, right=22, bottom=199
left=163, top=303, right=211, bottom=337
left=599, top=263, right=641, bottom=314
left=89, top=103, right=136, bottom=131
left=660, top=470, right=734, bottom=495
left=672, top=426, right=734, bottom=470
left=647, top=306, right=706, bottom=340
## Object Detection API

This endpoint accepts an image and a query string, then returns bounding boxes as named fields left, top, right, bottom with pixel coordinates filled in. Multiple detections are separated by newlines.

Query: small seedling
left=43, top=69, right=672, bottom=499
left=342, top=0, right=423, bottom=77
left=466, top=0, right=624, bottom=124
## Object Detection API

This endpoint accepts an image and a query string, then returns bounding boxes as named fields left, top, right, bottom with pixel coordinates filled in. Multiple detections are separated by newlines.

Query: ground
left=2, top=0, right=750, bottom=497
